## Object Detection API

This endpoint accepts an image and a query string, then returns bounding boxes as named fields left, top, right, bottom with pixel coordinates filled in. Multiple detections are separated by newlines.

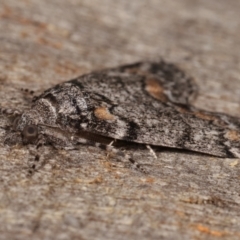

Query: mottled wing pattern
left=36, top=61, right=240, bottom=158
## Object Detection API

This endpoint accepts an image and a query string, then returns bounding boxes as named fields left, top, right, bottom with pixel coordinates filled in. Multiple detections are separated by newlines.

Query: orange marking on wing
left=194, top=112, right=217, bottom=121
left=224, top=130, right=240, bottom=141
left=145, top=78, right=167, bottom=102
left=94, top=106, right=116, bottom=121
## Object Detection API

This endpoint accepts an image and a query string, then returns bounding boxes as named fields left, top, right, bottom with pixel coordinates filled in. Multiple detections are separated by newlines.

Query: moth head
left=5, top=113, right=39, bottom=144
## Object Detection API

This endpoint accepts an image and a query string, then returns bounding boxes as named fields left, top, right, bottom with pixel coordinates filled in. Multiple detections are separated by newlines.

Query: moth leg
left=146, top=145, right=157, bottom=159
left=72, top=137, right=147, bottom=173
left=27, top=135, right=47, bottom=175
left=98, top=141, right=148, bottom=173
left=0, top=107, right=22, bottom=117
left=36, top=134, right=46, bottom=149
left=27, top=154, right=45, bottom=175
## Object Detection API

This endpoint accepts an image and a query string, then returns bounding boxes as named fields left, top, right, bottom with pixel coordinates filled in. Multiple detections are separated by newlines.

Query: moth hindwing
left=1, top=60, right=240, bottom=173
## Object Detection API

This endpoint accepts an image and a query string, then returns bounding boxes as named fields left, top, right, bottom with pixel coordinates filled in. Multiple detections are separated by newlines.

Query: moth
left=1, top=60, right=240, bottom=173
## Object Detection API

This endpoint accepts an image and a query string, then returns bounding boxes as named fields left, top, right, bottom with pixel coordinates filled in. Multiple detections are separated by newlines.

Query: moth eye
left=22, top=125, right=38, bottom=142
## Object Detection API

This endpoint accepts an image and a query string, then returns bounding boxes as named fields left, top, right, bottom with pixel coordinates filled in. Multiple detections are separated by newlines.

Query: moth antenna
left=20, top=88, right=38, bottom=103
left=0, top=107, right=22, bottom=117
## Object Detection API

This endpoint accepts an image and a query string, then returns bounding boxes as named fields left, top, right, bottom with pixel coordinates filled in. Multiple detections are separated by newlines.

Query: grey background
left=0, top=0, right=240, bottom=239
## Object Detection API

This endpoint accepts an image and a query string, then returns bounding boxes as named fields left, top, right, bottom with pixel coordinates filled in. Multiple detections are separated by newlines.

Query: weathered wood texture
left=0, top=0, right=240, bottom=239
